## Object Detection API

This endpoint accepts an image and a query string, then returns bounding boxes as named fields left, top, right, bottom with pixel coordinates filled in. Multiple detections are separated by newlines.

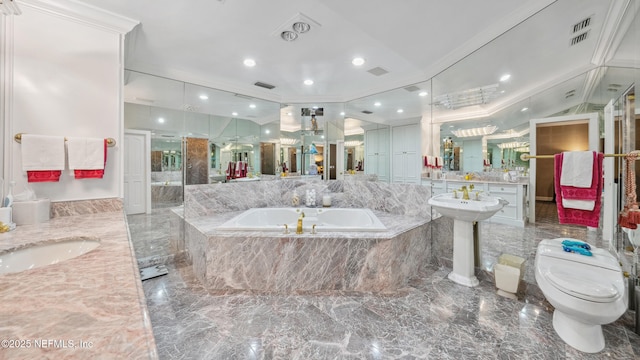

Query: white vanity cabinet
left=424, top=179, right=528, bottom=227
left=486, top=183, right=527, bottom=227
left=422, top=179, right=446, bottom=195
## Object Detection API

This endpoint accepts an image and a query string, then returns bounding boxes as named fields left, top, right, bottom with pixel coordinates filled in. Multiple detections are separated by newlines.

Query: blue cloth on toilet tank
left=561, top=239, right=591, bottom=250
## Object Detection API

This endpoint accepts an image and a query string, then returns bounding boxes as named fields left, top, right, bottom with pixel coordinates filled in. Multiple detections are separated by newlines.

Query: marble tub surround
left=180, top=180, right=434, bottom=293
left=184, top=179, right=345, bottom=218
left=151, top=170, right=182, bottom=183
left=183, top=179, right=431, bottom=219
left=182, top=209, right=431, bottom=293
left=150, top=184, right=183, bottom=208
left=0, top=208, right=158, bottom=359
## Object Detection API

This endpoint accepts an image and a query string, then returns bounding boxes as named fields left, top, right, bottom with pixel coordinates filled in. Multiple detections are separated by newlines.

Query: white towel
left=21, top=134, right=65, bottom=171
left=560, top=151, right=593, bottom=188
left=562, top=199, right=595, bottom=211
left=67, top=137, right=105, bottom=171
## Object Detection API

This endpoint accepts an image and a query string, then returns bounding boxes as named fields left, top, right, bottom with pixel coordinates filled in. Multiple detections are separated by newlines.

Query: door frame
left=124, top=129, right=151, bottom=214
left=528, top=113, right=599, bottom=223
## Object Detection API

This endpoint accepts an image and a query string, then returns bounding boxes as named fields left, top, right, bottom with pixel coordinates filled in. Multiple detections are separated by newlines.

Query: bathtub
left=217, top=207, right=387, bottom=232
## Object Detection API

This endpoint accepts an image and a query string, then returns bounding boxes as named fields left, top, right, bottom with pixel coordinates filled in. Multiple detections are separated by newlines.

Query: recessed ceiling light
left=352, top=57, right=365, bottom=66
left=232, top=112, right=238, bottom=116
left=397, top=109, right=404, bottom=113
left=419, top=91, right=428, bottom=97
left=249, top=104, right=256, bottom=108
left=340, top=112, right=345, bottom=116
left=521, top=107, right=529, bottom=112
left=199, top=94, right=209, bottom=100
left=243, top=58, right=256, bottom=67
left=500, top=74, right=511, bottom=82
left=304, top=79, right=314, bottom=85
left=292, top=22, right=311, bottom=34
left=281, top=31, right=298, bottom=41
left=374, top=102, right=381, bottom=107
left=158, top=117, right=165, bottom=123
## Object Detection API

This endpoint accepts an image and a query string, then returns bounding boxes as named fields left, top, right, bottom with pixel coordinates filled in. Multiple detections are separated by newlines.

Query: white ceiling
left=79, top=0, right=639, bottom=133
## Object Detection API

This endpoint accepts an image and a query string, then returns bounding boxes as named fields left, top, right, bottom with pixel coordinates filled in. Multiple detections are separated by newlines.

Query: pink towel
left=27, top=171, right=62, bottom=182
left=560, top=152, right=599, bottom=202
left=554, top=152, right=603, bottom=227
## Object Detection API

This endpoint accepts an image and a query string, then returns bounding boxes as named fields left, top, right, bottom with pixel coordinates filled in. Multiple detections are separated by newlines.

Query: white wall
left=3, top=1, right=137, bottom=202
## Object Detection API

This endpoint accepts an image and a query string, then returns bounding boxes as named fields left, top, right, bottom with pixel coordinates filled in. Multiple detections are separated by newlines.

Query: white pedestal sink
left=428, top=192, right=508, bottom=287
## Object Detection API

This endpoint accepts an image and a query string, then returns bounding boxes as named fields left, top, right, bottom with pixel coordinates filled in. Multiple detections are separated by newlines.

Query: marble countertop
left=0, top=211, right=158, bottom=359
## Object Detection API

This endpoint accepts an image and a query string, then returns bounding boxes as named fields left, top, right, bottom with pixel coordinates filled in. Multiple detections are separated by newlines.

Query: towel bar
left=521, top=150, right=640, bottom=161
left=14, top=133, right=116, bottom=147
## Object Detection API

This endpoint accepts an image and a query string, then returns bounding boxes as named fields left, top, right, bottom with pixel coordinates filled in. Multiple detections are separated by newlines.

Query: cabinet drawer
left=494, top=205, right=517, bottom=219
left=488, top=184, right=517, bottom=194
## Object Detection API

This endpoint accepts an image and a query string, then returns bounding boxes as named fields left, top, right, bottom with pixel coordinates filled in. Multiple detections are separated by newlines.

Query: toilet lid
left=545, top=266, right=619, bottom=303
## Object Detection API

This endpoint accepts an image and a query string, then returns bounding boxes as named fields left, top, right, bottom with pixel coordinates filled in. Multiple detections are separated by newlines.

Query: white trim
left=603, top=100, right=615, bottom=245
left=20, top=0, right=139, bottom=34
left=1, top=15, right=15, bottom=189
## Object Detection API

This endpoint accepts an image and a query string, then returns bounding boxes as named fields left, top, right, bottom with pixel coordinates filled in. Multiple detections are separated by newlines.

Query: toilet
left=534, top=238, right=627, bottom=353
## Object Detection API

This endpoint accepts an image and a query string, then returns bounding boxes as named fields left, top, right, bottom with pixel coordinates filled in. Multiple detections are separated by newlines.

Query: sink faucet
left=296, top=211, right=305, bottom=234
left=460, top=186, right=470, bottom=200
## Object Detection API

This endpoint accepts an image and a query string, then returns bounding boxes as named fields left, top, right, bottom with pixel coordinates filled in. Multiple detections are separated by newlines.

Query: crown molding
left=20, top=0, right=139, bottom=34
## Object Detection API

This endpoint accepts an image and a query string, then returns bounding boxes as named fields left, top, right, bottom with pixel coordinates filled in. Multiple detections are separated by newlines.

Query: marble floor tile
left=130, top=205, right=640, bottom=359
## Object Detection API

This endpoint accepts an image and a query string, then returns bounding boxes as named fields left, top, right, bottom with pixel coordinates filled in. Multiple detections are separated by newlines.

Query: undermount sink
left=0, top=237, right=100, bottom=275
left=428, top=192, right=508, bottom=222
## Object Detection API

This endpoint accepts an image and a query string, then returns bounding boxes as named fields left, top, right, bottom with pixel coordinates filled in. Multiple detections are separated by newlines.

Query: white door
left=124, top=130, right=150, bottom=214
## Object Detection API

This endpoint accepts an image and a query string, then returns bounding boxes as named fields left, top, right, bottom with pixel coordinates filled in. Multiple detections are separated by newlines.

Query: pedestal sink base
left=448, top=271, right=479, bottom=287
left=450, top=219, right=480, bottom=287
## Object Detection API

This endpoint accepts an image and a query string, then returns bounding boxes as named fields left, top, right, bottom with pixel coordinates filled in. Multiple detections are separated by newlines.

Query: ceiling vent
left=404, top=85, right=421, bottom=92
left=254, top=81, right=275, bottom=90
left=361, top=110, right=373, bottom=114
left=367, top=67, right=389, bottom=76
left=572, top=16, right=592, bottom=34
left=570, top=31, right=589, bottom=46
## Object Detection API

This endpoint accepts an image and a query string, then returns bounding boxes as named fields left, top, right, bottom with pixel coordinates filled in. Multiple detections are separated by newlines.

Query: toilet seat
left=545, top=266, right=619, bottom=303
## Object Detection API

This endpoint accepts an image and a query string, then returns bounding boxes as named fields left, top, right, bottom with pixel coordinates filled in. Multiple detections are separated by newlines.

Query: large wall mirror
left=344, top=80, right=432, bottom=183
left=280, top=103, right=344, bottom=180
left=123, top=70, right=281, bottom=211
left=427, top=0, right=640, bottom=276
